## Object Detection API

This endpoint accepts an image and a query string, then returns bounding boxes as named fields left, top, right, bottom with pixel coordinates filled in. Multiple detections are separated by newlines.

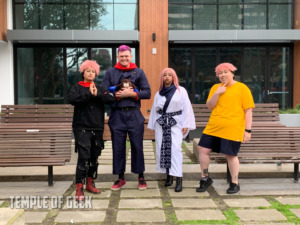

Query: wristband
left=245, top=129, right=251, bottom=133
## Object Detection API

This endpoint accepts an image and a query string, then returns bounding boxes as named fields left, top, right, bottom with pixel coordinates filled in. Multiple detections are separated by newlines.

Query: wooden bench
left=0, top=104, right=154, bottom=186
left=192, top=103, right=300, bottom=182
left=193, top=103, right=284, bottom=128
left=0, top=104, right=73, bottom=186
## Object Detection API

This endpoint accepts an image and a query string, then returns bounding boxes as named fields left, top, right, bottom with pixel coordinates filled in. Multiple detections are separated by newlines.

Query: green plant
left=279, top=104, right=300, bottom=114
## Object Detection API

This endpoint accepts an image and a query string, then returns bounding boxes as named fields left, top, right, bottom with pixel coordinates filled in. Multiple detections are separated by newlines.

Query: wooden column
left=0, top=0, right=7, bottom=42
left=294, top=0, right=300, bottom=107
left=139, top=0, right=169, bottom=116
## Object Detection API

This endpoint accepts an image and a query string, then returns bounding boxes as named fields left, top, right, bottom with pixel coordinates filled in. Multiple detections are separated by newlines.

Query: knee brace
left=89, top=160, right=99, bottom=179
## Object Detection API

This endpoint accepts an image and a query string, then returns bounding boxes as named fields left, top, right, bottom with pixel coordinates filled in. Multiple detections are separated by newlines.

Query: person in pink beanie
left=68, top=60, right=115, bottom=201
left=196, top=62, right=255, bottom=194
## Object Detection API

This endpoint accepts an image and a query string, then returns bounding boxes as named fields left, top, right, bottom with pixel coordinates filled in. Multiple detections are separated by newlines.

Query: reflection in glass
left=15, top=3, right=39, bottom=29
left=243, top=48, right=266, bottom=103
left=194, top=5, right=217, bottom=30
left=40, top=3, right=63, bottom=29
left=269, top=4, right=292, bottom=29
left=91, top=3, right=112, bottom=30
left=244, top=4, right=266, bottom=29
left=169, top=4, right=193, bottom=30
left=17, top=48, right=38, bottom=104
left=269, top=47, right=290, bottom=109
left=114, top=4, right=138, bottom=30
left=65, top=4, right=89, bottom=29
left=195, top=48, right=217, bottom=103
left=66, top=48, right=88, bottom=96
left=91, top=48, right=113, bottom=84
left=169, top=48, right=192, bottom=101
left=14, top=1, right=137, bottom=30
left=219, top=5, right=242, bottom=30
left=42, top=48, right=64, bottom=104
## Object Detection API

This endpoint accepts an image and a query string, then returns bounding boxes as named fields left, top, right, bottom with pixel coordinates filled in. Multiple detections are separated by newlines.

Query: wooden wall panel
left=294, top=1, right=300, bottom=106
left=0, top=0, right=7, bottom=42
left=139, top=0, right=169, bottom=116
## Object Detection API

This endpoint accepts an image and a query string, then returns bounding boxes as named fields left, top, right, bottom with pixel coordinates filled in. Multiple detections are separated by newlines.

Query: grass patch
left=279, top=104, right=300, bottom=114
left=0, top=201, right=10, bottom=208
left=268, top=199, right=300, bottom=224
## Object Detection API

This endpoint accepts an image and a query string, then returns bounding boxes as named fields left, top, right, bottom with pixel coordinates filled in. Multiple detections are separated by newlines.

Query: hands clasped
left=89, top=83, right=97, bottom=96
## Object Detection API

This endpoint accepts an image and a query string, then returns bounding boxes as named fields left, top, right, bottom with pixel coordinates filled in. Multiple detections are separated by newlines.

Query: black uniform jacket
left=68, top=84, right=115, bottom=131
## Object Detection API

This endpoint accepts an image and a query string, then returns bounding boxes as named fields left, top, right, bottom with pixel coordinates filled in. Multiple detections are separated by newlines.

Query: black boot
left=165, top=175, right=173, bottom=187
left=175, top=177, right=182, bottom=192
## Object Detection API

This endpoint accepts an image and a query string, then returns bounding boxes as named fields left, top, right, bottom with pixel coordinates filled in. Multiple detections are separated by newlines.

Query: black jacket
left=68, top=84, right=115, bottom=130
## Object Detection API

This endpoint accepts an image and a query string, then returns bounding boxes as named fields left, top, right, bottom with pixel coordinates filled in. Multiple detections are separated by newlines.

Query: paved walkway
left=0, top=140, right=300, bottom=225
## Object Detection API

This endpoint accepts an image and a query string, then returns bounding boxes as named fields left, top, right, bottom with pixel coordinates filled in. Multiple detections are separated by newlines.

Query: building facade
left=0, top=0, right=300, bottom=116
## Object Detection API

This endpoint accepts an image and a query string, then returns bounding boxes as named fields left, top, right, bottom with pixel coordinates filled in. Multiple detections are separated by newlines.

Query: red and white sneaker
left=138, top=178, right=147, bottom=190
left=111, top=179, right=126, bottom=191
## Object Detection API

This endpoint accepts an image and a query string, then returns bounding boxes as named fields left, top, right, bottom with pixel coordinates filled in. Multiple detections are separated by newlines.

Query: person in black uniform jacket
left=102, top=45, right=151, bottom=191
left=68, top=60, right=115, bottom=201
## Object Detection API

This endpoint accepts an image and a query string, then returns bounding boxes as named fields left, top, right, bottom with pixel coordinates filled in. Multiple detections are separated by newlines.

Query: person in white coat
left=148, top=68, right=196, bottom=192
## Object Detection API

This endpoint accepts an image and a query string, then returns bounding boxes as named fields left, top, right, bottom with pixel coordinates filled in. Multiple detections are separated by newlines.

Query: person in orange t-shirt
left=196, top=63, right=254, bottom=194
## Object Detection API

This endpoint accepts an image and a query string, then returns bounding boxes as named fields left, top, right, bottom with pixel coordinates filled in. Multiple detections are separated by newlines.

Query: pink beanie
left=215, top=63, right=237, bottom=75
left=79, top=60, right=100, bottom=75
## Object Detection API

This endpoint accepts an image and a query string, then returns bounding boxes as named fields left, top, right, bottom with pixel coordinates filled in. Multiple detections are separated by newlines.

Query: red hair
left=159, top=68, right=180, bottom=92
left=79, top=60, right=100, bottom=75
left=215, top=63, right=237, bottom=76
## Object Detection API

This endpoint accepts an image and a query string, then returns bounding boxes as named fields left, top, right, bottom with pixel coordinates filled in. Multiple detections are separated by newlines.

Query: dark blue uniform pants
left=108, top=110, right=145, bottom=175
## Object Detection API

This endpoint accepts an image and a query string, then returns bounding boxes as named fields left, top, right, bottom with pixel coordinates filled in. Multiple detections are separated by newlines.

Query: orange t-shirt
left=203, top=82, right=255, bottom=142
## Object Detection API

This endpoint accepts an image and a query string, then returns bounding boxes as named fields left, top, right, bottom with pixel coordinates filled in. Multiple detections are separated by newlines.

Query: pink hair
left=118, top=45, right=131, bottom=53
left=79, top=60, right=100, bottom=75
left=215, top=63, right=237, bottom=76
left=159, top=68, right=180, bottom=92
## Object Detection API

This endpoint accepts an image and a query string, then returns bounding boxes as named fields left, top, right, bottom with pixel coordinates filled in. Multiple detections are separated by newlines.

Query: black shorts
left=198, top=133, right=241, bottom=156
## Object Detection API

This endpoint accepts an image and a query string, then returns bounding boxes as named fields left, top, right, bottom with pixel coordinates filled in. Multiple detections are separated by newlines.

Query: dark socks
left=119, top=172, right=125, bottom=180
left=138, top=173, right=144, bottom=179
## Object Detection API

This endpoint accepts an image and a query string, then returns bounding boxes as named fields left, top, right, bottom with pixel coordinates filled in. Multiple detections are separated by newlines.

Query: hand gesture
left=215, top=82, right=228, bottom=95
left=90, top=83, right=97, bottom=96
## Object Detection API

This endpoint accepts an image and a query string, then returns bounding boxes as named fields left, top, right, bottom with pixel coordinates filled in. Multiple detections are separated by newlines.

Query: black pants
left=74, top=130, right=104, bottom=184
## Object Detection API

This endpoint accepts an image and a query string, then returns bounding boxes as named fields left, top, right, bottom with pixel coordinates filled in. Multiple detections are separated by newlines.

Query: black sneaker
left=226, top=183, right=240, bottom=194
left=196, top=177, right=213, bottom=192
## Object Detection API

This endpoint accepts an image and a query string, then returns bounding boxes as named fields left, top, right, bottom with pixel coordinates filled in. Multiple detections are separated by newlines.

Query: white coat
left=148, top=86, right=196, bottom=177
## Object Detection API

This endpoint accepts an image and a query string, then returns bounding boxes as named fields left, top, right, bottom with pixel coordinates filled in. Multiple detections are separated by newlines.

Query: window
left=13, top=0, right=138, bottom=30
left=15, top=45, right=137, bottom=104
left=169, top=0, right=293, bottom=30
left=169, top=45, right=292, bottom=109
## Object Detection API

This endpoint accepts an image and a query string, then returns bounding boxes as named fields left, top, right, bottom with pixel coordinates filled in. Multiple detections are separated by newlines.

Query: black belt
left=113, top=107, right=140, bottom=111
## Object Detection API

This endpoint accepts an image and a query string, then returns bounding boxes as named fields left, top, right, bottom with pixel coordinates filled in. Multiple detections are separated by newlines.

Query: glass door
left=266, top=47, right=290, bottom=109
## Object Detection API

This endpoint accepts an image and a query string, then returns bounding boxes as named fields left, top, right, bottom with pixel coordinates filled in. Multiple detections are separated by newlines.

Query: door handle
left=267, top=90, right=289, bottom=95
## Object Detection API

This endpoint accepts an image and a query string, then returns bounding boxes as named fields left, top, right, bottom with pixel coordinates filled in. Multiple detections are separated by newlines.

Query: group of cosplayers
left=69, top=45, right=254, bottom=201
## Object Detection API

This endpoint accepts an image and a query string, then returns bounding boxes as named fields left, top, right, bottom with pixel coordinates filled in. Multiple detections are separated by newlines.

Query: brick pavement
left=0, top=140, right=300, bottom=224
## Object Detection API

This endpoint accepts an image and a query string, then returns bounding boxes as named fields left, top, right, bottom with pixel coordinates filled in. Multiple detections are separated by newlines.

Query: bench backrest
left=192, top=103, right=281, bottom=127
left=0, top=104, right=74, bottom=124
left=0, top=104, right=155, bottom=140
left=0, top=124, right=72, bottom=166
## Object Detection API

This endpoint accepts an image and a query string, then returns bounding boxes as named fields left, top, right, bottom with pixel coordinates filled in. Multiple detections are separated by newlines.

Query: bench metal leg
left=48, top=166, right=53, bottom=186
left=226, top=163, right=231, bottom=184
left=294, top=163, right=299, bottom=183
